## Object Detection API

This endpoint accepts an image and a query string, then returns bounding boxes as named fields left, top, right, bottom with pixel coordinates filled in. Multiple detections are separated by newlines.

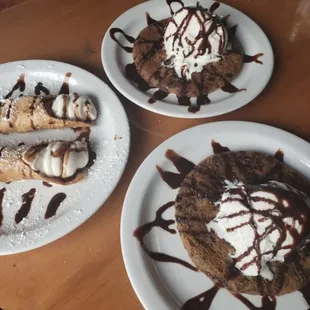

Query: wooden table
left=0, top=0, right=309, bottom=309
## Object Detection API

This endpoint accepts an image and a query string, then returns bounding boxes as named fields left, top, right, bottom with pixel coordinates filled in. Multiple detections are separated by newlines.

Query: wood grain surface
left=0, top=0, right=310, bottom=309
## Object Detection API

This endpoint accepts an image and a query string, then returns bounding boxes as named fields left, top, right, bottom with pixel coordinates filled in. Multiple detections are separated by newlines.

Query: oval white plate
left=0, top=60, right=130, bottom=255
left=121, top=121, right=310, bottom=310
left=102, top=0, right=274, bottom=119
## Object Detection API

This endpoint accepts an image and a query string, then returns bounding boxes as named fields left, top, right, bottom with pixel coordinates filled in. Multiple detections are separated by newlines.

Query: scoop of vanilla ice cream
left=207, top=180, right=310, bottom=280
left=163, top=7, right=228, bottom=80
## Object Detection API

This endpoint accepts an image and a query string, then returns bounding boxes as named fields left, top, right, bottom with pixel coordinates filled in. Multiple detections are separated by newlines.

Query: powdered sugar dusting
left=0, top=60, right=130, bottom=254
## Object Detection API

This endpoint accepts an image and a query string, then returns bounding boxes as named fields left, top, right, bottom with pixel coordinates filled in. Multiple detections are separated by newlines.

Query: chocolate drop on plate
left=156, top=149, right=196, bottom=189
left=0, top=188, right=6, bottom=226
left=233, top=293, right=276, bottom=310
left=274, top=149, right=284, bottom=163
left=109, top=28, right=135, bottom=53
left=221, top=82, right=246, bottom=93
left=45, top=193, right=67, bottom=219
left=145, top=12, right=158, bottom=25
left=133, top=201, right=197, bottom=271
left=34, top=82, right=50, bottom=95
left=243, top=53, right=264, bottom=64
left=42, top=181, right=53, bottom=188
left=125, top=63, right=153, bottom=92
left=182, top=286, right=219, bottom=310
left=211, top=140, right=230, bottom=154
left=58, top=72, right=72, bottom=95
left=148, top=90, right=168, bottom=103
left=209, top=2, right=220, bottom=14
left=15, top=188, right=36, bottom=224
left=5, top=73, right=25, bottom=99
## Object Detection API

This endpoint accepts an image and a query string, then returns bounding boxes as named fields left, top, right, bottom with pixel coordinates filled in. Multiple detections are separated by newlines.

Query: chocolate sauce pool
left=34, top=82, right=50, bottom=96
left=109, top=0, right=264, bottom=113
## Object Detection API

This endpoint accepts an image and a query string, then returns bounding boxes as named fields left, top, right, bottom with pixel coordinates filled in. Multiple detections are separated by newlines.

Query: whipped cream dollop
left=51, top=93, right=97, bottom=121
left=207, top=180, right=310, bottom=280
left=163, top=7, right=228, bottom=80
left=22, top=140, right=89, bottom=178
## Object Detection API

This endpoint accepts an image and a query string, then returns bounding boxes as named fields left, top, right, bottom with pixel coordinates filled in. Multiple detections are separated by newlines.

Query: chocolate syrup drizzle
left=182, top=285, right=219, bottom=310
left=0, top=188, right=6, bottom=226
left=133, top=139, right=310, bottom=309
left=15, top=188, right=36, bottom=224
left=211, top=139, right=230, bottom=154
left=109, top=1, right=262, bottom=113
left=243, top=53, right=264, bottom=65
left=5, top=74, right=25, bottom=99
left=133, top=201, right=197, bottom=271
left=42, top=181, right=53, bottom=187
left=274, top=149, right=284, bottom=163
left=58, top=72, right=72, bottom=95
left=34, top=82, right=50, bottom=95
left=45, top=193, right=67, bottom=219
left=156, top=149, right=196, bottom=189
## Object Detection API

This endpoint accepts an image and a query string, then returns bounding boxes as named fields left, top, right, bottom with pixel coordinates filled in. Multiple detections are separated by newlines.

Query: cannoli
left=0, top=93, right=97, bottom=133
left=0, top=138, right=94, bottom=185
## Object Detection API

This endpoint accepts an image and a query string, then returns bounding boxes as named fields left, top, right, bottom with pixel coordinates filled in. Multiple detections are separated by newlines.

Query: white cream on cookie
left=207, top=180, right=310, bottom=280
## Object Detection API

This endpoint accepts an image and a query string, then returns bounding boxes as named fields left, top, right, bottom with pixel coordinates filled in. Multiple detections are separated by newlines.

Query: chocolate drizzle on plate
left=182, top=285, right=219, bottom=310
left=166, top=0, right=184, bottom=15
left=145, top=12, right=158, bottom=26
left=209, top=2, right=220, bottom=14
left=109, top=28, right=135, bottom=53
left=42, top=181, right=53, bottom=187
left=5, top=73, right=25, bottom=99
left=0, top=188, right=6, bottom=226
left=233, top=293, right=276, bottom=310
left=274, top=149, right=284, bottom=163
left=125, top=63, right=153, bottom=92
left=133, top=201, right=197, bottom=271
left=15, top=188, right=36, bottom=224
left=156, top=149, right=196, bottom=189
left=221, top=83, right=246, bottom=94
left=211, top=140, right=231, bottom=154
left=45, top=193, right=67, bottom=219
left=299, top=281, right=310, bottom=306
left=58, top=72, right=72, bottom=95
left=243, top=53, right=264, bottom=64
left=148, top=90, right=169, bottom=103
left=34, top=82, right=50, bottom=95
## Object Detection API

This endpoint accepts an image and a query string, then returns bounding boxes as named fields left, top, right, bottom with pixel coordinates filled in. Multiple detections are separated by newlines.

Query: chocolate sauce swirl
left=133, top=201, right=197, bottom=271
left=156, top=149, right=196, bottom=189
left=243, top=53, right=264, bottom=64
left=109, top=28, right=135, bottom=53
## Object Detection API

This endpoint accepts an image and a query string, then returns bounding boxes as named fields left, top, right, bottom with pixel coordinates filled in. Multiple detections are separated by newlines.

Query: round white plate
left=0, top=60, right=130, bottom=255
left=121, top=121, right=310, bottom=310
left=102, top=0, right=274, bottom=119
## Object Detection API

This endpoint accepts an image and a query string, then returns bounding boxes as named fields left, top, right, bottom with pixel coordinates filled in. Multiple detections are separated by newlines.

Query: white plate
left=102, top=0, right=274, bottom=119
left=0, top=60, right=130, bottom=255
left=121, top=121, right=310, bottom=310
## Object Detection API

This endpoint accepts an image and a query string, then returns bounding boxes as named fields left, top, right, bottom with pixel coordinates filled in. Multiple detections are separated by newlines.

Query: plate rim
left=0, top=59, right=131, bottom=255
left=102, top=0, right=274, bottom=119
left=121, top=120, right=310, bottom=310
